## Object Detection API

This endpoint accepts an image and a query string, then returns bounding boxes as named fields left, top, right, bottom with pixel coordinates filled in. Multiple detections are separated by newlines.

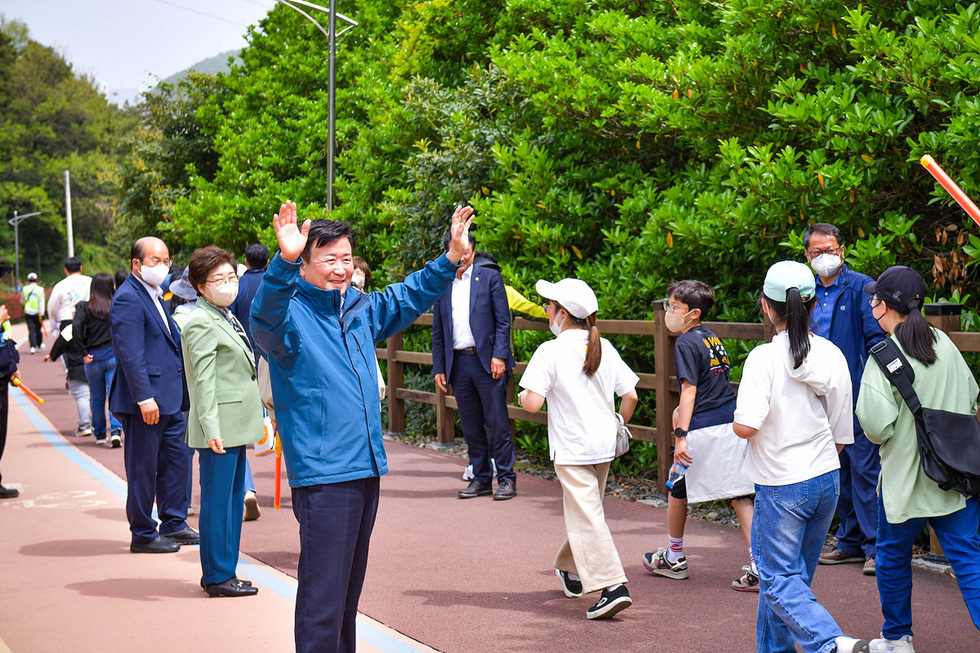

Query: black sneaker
left=586, top=584, right=632, bottom=620
left=556, top=569, right=582, bottom=598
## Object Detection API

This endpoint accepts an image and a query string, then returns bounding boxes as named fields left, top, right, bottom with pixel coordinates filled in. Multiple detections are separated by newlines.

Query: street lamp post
left=8, top=210, right=47, bottom=289
left=277, top=0, right=357, bottom=211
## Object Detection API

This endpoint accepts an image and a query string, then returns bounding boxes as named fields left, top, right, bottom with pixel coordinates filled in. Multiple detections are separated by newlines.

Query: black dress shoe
left=202, top=578, right=252, bottom=588
left=205, top=578, right=259, bottom=598
left=0, top=485, right=19, bottom=499
left=162, top=527, right=200, bottom=545
left=493, top=479, right=517, bottom=501
left=458, top=480, right=492, bottom=499
left=130, top=538, right=180, bottom=554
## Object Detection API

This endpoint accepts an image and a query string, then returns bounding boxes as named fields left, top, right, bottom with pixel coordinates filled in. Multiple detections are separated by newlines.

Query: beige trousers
left=553, top=461, right=628, bottom=594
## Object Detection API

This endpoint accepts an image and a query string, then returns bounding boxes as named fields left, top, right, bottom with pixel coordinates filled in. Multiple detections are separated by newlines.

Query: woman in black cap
left=857, top=265, right=980, bottom=652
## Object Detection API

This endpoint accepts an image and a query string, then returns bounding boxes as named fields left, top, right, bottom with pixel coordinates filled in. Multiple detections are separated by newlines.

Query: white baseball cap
left=27, top=272, right=37, bottom=281
left=535, top=278, right=598, bottom=319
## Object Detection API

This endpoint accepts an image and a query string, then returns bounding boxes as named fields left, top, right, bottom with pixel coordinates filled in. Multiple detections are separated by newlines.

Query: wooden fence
left=379, top=301, right=975, bottom=493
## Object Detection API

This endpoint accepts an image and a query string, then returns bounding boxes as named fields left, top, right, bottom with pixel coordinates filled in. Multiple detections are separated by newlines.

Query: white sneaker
left=30, top=347, right=36, bottom=354
left=835, top=636, right=870, bottom=653
left=462, top=464, right=474, bottom=481
left=869, top=635, right=914, bottom=653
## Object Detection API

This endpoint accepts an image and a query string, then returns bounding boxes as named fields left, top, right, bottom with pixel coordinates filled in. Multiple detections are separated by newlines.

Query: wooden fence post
left=386, top=332, right=405, bottom=434
left=653, top=301, right=676, bottom=493
left=924, top=301, right=963, bottom=558
left=435, top=383, right=455, bottom=445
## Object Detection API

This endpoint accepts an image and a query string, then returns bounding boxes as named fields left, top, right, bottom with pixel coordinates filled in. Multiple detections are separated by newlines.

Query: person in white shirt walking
left=47, top=256, right=91, bottom=333
left=518, top=278, right=638, bottom=621
left=733, top=261, right=868, bottom=653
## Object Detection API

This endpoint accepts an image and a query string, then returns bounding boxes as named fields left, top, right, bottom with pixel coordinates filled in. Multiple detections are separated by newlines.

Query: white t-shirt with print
left=519, top=329, right=639, bottom=465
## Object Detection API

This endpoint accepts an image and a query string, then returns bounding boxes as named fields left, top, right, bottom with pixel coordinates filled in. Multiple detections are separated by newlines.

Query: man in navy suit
left=432, top=232, right=517, bottom=500
left=110, top=236, right=197, bottom=553
left=231, top=242, right=268, bottom=363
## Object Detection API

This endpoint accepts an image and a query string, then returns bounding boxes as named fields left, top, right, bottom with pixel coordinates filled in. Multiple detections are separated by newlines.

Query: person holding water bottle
left=642, top=280, right=756, bottom=590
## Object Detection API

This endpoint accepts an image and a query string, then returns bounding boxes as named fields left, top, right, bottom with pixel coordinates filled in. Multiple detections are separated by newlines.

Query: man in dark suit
left=231, top=242, right=269, bottom=363
left=432, top=232, right=517, bottom=500
left=110, top=236, right=198, bottom=553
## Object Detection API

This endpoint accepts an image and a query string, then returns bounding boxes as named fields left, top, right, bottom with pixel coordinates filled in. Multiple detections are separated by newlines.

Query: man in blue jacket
left=251, top=201, right=473, bottom=653
left=803, top=223, right=884, bottom=576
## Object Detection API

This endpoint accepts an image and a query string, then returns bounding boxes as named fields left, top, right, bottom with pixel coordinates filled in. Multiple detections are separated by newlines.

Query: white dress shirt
left=450, top=267, right=477, bottom=350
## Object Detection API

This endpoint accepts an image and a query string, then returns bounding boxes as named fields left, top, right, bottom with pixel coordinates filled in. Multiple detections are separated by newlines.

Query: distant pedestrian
left=182, top=246, right=263, bottom=597
left=518, top=278, right=638, bottom=620
left=733, top=261, right=868, bottom=653
left=73, top=273, right=124, bottom=447
left=857, top=266, right=980, bottom=651
left=21, top=272, right=45, bottom=353
left=47, top=256, right=91, bottom=333
left=44, top=319, right=93, bottom=439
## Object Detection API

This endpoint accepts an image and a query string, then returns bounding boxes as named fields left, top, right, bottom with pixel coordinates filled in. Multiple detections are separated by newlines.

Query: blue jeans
left=753, top=470, right=843, bottom=653
left=876, top=495, right=980, bottom=639
left=84, top=349, right=122, bottom=437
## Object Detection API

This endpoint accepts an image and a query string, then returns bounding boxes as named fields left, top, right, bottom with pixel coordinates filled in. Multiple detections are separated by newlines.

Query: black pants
left=451, top=353, right=515, bottom=484
left=0, top=378, right=9, bottom=486
left=25, top=314, right=42, bottom=349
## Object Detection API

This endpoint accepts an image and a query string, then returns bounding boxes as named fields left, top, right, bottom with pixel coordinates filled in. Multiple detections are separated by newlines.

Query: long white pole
left=64, top=170, right=74, bottom=257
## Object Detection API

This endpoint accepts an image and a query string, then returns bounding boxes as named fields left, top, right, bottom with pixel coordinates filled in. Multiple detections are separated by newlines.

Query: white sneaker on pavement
left=869, top=635, right=914, bottom=653
left=835, top=636, right=870, bottom=653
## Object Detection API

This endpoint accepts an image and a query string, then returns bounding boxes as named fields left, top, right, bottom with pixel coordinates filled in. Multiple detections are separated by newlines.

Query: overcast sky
left=1, top=0, right=277, bottom=96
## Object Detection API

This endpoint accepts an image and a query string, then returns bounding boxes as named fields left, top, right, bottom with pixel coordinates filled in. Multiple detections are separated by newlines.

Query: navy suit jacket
left=432, top=266, right=514, bottom=384
left=230, top=267, right=265, bottom=360
left=109, top=274, right=189, bottom=416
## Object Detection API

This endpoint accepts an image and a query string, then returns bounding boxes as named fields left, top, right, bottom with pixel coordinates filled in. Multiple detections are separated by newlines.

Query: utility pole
left=65, top=170, right=74, bottom=257
left=8, top=210, right=46, bottom=289
left=277, top=1, right=357, bottom=211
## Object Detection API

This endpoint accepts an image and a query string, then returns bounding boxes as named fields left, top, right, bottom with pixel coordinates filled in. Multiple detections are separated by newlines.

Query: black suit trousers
left=451, top=353, right=515, bottom=484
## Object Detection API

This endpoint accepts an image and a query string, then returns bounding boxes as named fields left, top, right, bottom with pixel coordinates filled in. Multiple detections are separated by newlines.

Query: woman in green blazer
left=182, top=246, right=263, bottom=598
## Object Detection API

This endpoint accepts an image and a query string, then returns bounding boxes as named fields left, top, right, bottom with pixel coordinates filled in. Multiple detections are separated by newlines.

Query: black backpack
left=869, top=338, right=980, bottom=497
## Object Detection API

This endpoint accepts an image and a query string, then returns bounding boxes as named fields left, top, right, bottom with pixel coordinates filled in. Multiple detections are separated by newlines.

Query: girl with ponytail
left=518, top=278, right=639, bottom=621
left=857, top=266, right=980, bottom=650
left=733, top=261, right=867, bottom=653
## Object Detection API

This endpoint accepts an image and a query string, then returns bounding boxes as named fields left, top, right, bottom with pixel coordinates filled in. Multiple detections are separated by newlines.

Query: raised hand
left=445, top=205, right=475, bottom=264
left=273, top=201, right=311, bottom=263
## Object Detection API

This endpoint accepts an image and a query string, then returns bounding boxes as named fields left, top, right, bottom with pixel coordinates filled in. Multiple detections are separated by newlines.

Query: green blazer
left=181, top=298, right=263, bottom=449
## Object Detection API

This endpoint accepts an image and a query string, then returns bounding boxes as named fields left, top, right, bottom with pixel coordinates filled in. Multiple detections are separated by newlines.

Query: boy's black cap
left=863, top=265, right=926, bottom=314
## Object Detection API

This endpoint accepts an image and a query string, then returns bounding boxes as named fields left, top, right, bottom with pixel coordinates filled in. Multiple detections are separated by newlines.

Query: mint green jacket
left=856, top=329, right=978, bottom=524
left=181, top=298, right=263, bottom=449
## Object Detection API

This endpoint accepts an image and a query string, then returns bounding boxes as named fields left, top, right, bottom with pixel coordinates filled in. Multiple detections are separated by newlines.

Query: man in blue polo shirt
left=803, top=223, right=884, bottom=576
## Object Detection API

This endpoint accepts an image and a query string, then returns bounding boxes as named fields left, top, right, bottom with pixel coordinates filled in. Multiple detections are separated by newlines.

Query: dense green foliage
left=0, top=16, right=136, bottom=286
left=112, top=1, right=980, bottom=475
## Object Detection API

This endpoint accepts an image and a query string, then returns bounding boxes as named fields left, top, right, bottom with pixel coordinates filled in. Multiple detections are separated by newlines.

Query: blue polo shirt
left=811, top=274, right=843, bottom=339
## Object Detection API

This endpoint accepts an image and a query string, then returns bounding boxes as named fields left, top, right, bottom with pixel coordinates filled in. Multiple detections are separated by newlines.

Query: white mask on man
left=809, top=253, right=842, bottom=278
left=139, top=262, right=169, bottom=287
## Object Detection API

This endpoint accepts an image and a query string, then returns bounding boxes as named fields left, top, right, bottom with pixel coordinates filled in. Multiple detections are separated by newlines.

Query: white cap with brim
left=763, top=261, right=816, bottom=302
left=535, top=278, right=598, bottom=319
left=27, top=273, right=37, bottom=281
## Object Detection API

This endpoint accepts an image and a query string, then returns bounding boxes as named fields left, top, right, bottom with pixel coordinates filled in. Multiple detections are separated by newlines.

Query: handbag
left=869, top=339, right=980, bottom=497
left=587, top=373, right=632, bottom=457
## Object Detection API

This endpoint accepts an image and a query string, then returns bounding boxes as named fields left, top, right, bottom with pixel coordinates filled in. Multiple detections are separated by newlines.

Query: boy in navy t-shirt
left=642, top=280, right=757, bottom=591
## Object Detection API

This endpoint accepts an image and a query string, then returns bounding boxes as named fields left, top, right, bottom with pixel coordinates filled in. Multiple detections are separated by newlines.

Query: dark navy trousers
left=834, top=429, right=880, bottom=558
left=121, top=411, right=193, bottom=544
left=450, top=352, right=515, bottom=485
left=292, top=477, right=380, bottom=653
left=199, top=445, right=247, bottom=586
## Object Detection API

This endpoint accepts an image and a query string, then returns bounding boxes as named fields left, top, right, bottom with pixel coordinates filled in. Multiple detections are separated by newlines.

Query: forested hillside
left=0, top=16, right=136, bottom=283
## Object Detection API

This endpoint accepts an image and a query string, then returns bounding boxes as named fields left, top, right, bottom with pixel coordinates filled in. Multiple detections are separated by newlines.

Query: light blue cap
left=763, top=261, right=816, bottom=302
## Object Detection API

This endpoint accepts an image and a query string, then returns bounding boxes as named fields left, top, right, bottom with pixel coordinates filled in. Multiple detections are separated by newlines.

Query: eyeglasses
left=868, top=296, right=882, bottom=308
left=661, top=300, right=688, bottom=314
left=142, top=257, right=172, bottom=267
left=205, top=275, right=238, bottom=286
left=807, top=247, right=840, bottom=258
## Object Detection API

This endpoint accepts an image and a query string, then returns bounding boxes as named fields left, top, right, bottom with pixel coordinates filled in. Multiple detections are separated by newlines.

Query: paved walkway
left=2, top=325, right=978, bottom=652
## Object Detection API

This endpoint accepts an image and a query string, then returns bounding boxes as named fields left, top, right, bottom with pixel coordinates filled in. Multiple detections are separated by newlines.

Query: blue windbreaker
left=251, top=252, right=457, bottom=487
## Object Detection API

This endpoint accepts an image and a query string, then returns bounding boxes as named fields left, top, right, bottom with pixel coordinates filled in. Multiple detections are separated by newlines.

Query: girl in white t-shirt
left=733, top=261, right=867, bottom=653
left=518, top=278, right=639, bottom=621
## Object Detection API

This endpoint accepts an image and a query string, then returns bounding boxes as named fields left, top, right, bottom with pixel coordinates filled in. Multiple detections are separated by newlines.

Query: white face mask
left=139, top=262, right=169, bottom=287
left=549, top=310, right=566, bottom=337
left=351, top=271, right=366, bottom=290
left=809, top=253, right=842, bottom=278
left=206, top=282, right=239, bottom=308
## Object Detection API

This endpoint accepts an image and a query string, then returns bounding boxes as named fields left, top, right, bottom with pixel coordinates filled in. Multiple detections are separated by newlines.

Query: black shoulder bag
left=869, top=338, right=980, bottom=497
